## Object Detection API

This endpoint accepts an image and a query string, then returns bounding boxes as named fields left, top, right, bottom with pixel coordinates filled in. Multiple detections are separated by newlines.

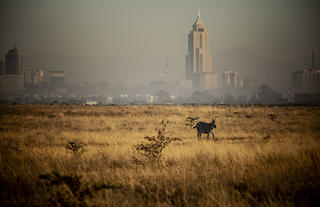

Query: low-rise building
left=0, top=74, right=24, bottom=93
left=24, top=69, right=44, bottom=89
left=222, top=69, right=242, bottom=89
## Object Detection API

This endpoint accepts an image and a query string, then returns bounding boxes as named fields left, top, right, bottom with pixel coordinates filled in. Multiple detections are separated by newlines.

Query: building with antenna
left=185, top=9, right=217, bottom=91
left=0, top=41, right=25, bottom=93
left=5, top=41, right=23, bottom=75
left=291, top=50, right=320, bottom=92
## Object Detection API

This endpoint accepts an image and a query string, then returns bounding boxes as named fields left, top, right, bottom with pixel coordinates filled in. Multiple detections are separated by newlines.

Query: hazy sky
left=1, top=0, right=319, bottom=87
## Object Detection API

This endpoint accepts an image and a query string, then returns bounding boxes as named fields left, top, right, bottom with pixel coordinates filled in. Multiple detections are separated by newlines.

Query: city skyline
left=1, top=0, right=320, bottom=88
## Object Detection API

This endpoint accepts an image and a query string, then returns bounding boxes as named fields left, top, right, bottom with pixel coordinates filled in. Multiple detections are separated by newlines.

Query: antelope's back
left=195, top=122, right=213, bottom=133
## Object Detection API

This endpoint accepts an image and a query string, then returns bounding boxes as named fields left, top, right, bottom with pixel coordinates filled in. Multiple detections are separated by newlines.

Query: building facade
left=5, top=42, right=23, bottom=75
left=222, top=69, right=240, bottom=88
left=185, top=10, right=217, bottom=91
left=292, top=50, right=320, bottom=92
left=0, top=42, right=24, bottom=93
left=292, top=69, right=320, bottom=91
left=49, top=70, right=66, bottom=89
left=24, top=69, right=44, bottom=89
left=0, top=75, right=24, bottom=93
left=0, top=60, right=4, bottom=75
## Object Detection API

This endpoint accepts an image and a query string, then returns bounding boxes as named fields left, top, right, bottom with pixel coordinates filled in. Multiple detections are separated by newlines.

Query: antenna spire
left=197, top=8, right=201, bottom=18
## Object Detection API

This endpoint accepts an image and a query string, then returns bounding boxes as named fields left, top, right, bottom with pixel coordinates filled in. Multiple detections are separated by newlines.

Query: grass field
left=1, top=105, right=320, bottom=206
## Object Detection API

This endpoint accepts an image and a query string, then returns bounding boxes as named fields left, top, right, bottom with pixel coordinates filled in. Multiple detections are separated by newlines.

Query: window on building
left=200, top=34, right=203, bottom=48
left=196, top=50, right=199, bottom=72
left=200, top=54, right=203, bottom=72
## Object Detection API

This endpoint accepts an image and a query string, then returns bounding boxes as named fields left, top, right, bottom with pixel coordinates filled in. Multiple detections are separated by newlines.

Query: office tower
left=291, top=50, right=320, bottom=92
left=0, top=60, right=4, bottom=75
left=185, top=10, right=216, bottom=91
left=5, top=41, right=23, bottom=75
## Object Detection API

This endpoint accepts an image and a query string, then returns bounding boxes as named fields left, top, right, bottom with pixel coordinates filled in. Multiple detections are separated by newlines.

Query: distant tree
left=237, top=95, right=247, bottom=105
left=258, top=85, right=273, bottom=94
left=223, top=93, right=236, bottom=105
left=201, top=91, right=213, bottom=104
left=249, top=93, right=258, bottom=105
left=257, top=84, right=287, bottom=105
left=257, top=85, right=274, bottom=104
left=155, top=90, right=171, bottom=104
left=131, top=98, right=146, bottom=105
left=175, top=96, right=185, bottom=104
left=190, top=91, right=204, bottom=103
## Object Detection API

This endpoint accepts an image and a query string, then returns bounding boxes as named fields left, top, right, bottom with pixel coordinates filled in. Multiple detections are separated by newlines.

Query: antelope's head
left=211, top=118, right=216, bottom=128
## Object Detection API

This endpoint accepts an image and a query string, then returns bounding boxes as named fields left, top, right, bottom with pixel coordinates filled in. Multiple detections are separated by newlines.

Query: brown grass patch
left=0, top=105, right=320, bottom=206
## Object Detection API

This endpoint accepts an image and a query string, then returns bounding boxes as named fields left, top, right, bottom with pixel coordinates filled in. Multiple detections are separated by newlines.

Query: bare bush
left=133, top=120, right=181, bottom=163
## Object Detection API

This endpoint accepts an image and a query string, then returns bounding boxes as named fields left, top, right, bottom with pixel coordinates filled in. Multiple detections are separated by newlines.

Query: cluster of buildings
left=1, top=10, right=319, bottom=105
left=184, top=10, right=247, bottom=92
left=0, top=42, right=66, bottom=93
left=291, top=50, right=320, bottom=93
left=185, top=10, right=319, bottom=96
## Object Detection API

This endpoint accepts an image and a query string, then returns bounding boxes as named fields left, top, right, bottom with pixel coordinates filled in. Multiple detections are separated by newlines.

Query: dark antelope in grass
left=194, top=119, right=216, bottom=141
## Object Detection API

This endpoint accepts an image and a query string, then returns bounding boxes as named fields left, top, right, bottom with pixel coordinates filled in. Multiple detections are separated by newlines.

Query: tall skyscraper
left=0, top=60, right=4, bottom=75
left=5, top=41, right=23, bottom=75
left=0, top=42, right=24, bottom=93
left=185, top=9, right=217, bottom=91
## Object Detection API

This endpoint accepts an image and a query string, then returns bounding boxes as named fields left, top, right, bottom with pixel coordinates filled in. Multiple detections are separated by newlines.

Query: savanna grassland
left=1, top=105, right=320, bottom=207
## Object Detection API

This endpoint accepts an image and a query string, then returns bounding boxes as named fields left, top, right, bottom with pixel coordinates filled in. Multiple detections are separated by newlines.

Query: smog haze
left=1, top=0, right=319, bottom=89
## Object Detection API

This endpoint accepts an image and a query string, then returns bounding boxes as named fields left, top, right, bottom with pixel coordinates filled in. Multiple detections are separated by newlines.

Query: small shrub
left=185, top=117, right=199, bottom=128
left=133, top=120, right=181, bottom=163
left=65, top=140, right=87, bottom=154
left=268, top=113, right=277, bottom=121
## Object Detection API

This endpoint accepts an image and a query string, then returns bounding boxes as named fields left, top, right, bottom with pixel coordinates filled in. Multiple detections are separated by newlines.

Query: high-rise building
left=291, top=69, right=320, bottom=91
left=5, top=41, right=23, bottom=75
left=0, top=42, right=24, bottom=93
left=185, top=10, right=217, bottom=91
left=0, top=60, right=4, bottom=75
left=291, top=50, right=320, bottom=92
left=222, top=69, right=242, bottom=89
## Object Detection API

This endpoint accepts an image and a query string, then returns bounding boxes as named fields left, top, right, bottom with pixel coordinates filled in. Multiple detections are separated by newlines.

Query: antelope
left=194, top=119, right=216, bottom=141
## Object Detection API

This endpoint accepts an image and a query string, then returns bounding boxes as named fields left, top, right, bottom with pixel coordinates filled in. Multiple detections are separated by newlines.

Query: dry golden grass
left=1, top=105, right=320, bottom=206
